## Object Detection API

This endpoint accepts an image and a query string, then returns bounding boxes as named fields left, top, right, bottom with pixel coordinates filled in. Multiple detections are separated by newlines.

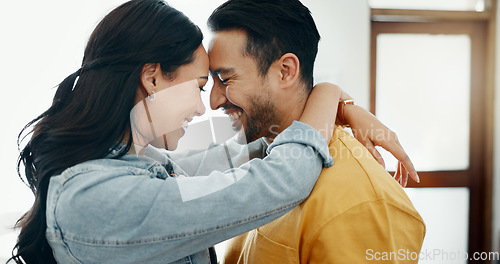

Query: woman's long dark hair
left=9, top=1, right=202, bottom=263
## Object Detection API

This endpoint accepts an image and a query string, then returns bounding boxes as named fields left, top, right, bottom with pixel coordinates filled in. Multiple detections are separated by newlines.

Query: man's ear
left=278, top=53, right=300, bottom=89
left=140, top=63, right=161, bottom=96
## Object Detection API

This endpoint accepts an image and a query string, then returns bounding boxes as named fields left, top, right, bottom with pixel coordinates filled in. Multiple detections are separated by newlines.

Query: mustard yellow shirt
left=224, top=127, right=426, bottom=264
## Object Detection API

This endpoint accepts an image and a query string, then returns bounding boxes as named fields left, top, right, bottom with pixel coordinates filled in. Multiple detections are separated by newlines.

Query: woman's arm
left=336, top=89, right=419, bottom=187
left=299, top=82, right=341, bottom=143
left=52, top=122, right=333, bottom=263
left=165, top=138, right=267, bottom=176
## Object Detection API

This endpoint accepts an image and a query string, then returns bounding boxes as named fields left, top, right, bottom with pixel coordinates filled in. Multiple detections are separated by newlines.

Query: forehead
left=193, top=45, right=209, bottom=70
left=182, top=45, right=209, bottom=73
left=208, top=30, right=255, bottom=74
left=174, top=45, right=209, bottom=80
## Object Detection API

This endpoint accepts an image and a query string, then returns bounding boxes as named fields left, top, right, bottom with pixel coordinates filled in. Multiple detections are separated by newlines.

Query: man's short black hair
left=208, top=0, right=320, bottom=92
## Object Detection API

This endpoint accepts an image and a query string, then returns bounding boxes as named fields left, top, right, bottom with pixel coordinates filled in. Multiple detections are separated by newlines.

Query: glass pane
left=376, top=34, right=470, bottom=171
left=369, top=0, right=485, bottom=11
left=405, top=188, right=469, bottom=264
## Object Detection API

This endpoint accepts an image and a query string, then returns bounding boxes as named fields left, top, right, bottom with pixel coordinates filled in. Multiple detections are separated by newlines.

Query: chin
left=236, top=126, right=264, bottom=144
left=150, top=133, right=180, bottom=151
left=234, top=128, right=248, bottom=145
left=166, top=145, right=178, bottom=151
left=150, top=140, right=178, bottom=151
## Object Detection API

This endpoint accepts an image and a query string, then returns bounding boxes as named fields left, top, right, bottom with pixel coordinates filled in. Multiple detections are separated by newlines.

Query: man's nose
left=210, top=83, right=227, bottom=110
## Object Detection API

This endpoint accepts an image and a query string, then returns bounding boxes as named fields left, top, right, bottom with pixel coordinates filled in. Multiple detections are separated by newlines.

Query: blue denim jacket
left=46, top=121, right=333, bottom=263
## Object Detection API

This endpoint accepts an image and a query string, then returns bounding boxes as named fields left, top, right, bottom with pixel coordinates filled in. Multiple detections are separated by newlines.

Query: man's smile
left=223, top=105, right=245, bottom=121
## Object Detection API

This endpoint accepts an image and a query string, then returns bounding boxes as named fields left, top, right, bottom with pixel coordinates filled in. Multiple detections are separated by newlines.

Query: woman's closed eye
left=198, top=77, right=208, bottom=91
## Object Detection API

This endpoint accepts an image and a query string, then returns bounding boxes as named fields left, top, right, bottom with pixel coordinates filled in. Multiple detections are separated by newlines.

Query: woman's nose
left=195, top=95, right=206, bottom=116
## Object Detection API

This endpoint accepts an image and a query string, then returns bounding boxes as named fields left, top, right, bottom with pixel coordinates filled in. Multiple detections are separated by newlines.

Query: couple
left=10, top=0, right=424, bottom=264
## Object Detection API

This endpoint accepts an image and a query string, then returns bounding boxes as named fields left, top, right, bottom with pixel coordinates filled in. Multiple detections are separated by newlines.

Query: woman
left=9, top=0, right=415, bottom=263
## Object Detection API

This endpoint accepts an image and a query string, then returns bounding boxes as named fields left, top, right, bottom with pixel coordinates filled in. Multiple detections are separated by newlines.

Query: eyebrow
left=199, top=76, right=209, bottom=80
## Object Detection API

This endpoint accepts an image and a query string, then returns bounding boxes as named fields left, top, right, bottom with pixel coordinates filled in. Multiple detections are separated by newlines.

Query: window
left=369, top=0, right=486, bottom=11
left=370, top=2, right=496, bottom=263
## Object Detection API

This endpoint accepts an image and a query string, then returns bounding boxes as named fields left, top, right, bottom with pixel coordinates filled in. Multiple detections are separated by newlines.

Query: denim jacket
left=46, top=121, right=333, bottom=264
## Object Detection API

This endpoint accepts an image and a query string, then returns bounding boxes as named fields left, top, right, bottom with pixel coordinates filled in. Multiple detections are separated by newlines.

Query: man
left=206, top=0, right=426, bottom=263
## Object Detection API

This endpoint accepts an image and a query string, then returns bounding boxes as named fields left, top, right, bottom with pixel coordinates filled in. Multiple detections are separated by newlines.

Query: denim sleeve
left=267, top=121, right=333, bottom=167
left=52, top=121, right=333, bottom=263
left=169, top=121, right=332, bottom=176
left=167, top=137, right=268, bottom=176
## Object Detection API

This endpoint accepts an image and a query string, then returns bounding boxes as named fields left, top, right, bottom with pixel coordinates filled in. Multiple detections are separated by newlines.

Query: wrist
left=337, top=99, right=354, bottom=127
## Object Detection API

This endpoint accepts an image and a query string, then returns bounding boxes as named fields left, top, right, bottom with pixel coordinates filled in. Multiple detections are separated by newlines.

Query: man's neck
left=264, top=86, right=308, bottom=143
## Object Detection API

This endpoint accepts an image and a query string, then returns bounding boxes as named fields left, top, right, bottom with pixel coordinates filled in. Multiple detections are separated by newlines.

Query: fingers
left=398, top=154, right=419, bottom=183
left=407, top=164, right=420, bottom=183
left=363, top=140, right=386, bottom=169
left=353, top=127, right=420, bottom=185
left=400, top=162, right=408, bottom=187
left=379, top=136, right=420, bottom=184
left=394, top=162, right=401, bottom=183
left=393, top=162, right=407, bottom=187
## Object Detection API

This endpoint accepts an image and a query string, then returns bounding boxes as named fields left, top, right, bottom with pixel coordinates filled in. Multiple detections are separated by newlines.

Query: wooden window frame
left=370, top=2, right=496, bottom=261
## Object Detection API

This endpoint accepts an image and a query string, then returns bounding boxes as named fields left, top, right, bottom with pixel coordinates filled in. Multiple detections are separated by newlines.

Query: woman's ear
left=140, top=63, right=161, bottom=96
left=278, top=53, right=300, bottom=89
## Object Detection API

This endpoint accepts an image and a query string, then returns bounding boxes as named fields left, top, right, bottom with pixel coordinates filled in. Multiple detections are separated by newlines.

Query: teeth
left=181, top=119, right=189, bottom=129
left=229, top=112, right=242, bottom=121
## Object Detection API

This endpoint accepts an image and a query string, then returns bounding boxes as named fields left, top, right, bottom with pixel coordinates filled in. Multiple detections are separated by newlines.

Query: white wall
left=304, top=0, right=371, bottom=109
left=0, top=1, right=126, bottom=261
